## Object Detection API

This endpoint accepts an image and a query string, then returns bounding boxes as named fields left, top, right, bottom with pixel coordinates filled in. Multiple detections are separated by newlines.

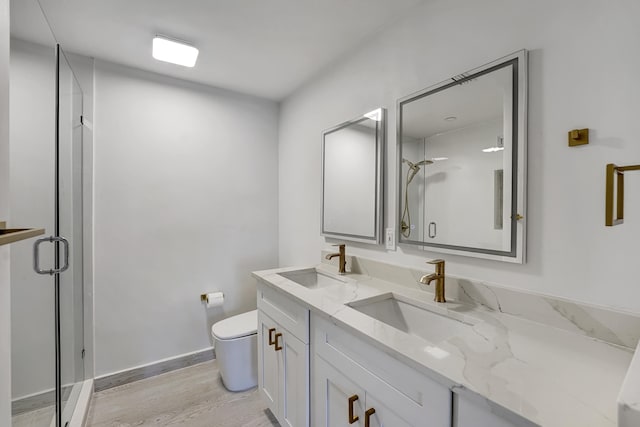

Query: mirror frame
left=397, top=50, right=527, bottom=263
left=321, top=108, right=386, bottom=245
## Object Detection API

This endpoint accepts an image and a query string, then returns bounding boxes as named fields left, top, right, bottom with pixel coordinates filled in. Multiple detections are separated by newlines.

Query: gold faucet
left=419, top=259, right=446, bottom=303
left=325, top=244, right=346, bottom=275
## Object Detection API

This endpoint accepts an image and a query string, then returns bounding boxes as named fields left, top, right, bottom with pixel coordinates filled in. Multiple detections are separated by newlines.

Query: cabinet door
left=258, top=311, right=279, bottom=416
left=313, top=355, right=366, bottom=427
left=364, top=392, right=416, bottom=427
left=313, top=315, right=451, bottom=427
left=279, top=329, right=309, bottom=427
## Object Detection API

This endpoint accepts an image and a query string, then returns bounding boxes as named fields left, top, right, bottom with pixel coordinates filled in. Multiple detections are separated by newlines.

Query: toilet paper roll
left=204, top=292, right=224, bottom=308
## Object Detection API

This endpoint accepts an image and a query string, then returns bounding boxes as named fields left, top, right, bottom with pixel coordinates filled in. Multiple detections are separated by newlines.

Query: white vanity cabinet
left=256, top=280, right=533, bottom=427
left=312, top=314, right=451, bottom=427
left=257, top=282, right=310, bottom=427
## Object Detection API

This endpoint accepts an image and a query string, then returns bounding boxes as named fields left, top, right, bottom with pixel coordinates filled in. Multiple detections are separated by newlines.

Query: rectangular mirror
left=398, top=51, right=527, bottom=262
left=322, top=108, right=385, bottom=244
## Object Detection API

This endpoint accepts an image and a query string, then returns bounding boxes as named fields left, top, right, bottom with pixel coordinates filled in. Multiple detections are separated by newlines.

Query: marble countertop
left=253, top=261, right=638, bottom=427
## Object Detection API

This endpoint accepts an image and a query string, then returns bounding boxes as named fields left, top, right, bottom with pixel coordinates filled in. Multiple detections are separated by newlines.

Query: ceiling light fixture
left=363, top=108, right=382, bottom=122
left=482, top=147, right=505, bottom=153
left=482, top=136, right=505, bottom=153
left=444, top=116, right=457, bottom=122
left=152, top=35, right=199, bottom=68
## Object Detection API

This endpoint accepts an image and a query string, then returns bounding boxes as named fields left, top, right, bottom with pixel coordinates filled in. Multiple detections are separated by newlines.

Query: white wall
left=0, top=0, right=11, bottom=423
left=93, top=60, right=279, bottom=376
left=279, top=0, right=640, bottom=313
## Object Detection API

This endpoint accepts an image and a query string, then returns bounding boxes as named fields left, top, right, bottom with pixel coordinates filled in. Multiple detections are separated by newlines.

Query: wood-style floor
left=12, top=405, right=54, bottom=427
left=86, top=360, right=280, bottom=427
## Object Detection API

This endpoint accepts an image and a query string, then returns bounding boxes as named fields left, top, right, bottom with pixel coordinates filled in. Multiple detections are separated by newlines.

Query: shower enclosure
left=10, top=1, right=91, bottom=426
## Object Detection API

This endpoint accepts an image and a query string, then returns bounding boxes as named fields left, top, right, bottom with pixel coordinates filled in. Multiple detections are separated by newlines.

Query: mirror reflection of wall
left=423, top=118, right=508, bottom=249
left=398, top=51, right=526, bottom=262
left=322, top=109, right=384, bottom=244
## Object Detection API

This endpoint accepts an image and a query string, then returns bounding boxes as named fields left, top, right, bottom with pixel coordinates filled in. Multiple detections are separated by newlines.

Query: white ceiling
left=11, top=0, right=426, bottom=100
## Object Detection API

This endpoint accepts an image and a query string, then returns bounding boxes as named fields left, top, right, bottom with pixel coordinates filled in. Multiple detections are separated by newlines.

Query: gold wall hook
left=605, top=163, right=640, bottom=226
left=568, top=128, right=589, bottom=146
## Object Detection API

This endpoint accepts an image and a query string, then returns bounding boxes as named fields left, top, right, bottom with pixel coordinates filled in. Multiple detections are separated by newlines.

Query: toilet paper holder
left=200, top=292, right=225, bottom=303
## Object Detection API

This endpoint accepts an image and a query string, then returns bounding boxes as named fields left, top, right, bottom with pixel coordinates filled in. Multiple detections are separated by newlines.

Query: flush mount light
left=363, top=108, right=382, bottom=122
left=152, top=36, right=199, bottom=68
left=431, top=157, right=449, bottom=162
left=482, top=146, right=505, bottom=153
left=482, top=136, right=505, bottom=153
left=444, top=116, right=457, bottom=122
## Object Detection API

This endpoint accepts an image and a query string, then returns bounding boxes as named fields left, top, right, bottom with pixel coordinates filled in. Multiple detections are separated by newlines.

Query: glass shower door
left=10, top=2, right=87, bottom=426
left=57, top=46, right=85, bottom=427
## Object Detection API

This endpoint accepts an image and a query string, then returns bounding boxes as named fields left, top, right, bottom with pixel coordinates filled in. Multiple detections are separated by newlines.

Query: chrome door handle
left=33, top=236, right=69, bottom=275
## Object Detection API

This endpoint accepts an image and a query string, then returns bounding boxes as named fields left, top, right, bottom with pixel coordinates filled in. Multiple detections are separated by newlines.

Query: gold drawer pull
left=348, top=395, right=359, bottom=424
left=274, top=332, right=283, bottom=351
left=268, top=328, right=276, bottom=346
left=364, top=407, right=375, bottom=427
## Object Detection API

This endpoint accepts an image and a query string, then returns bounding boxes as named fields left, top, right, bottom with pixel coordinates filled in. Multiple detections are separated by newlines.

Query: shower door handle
left=428, top=222, right=437, bottom=239
left=33, top=236, right=70, bottom=275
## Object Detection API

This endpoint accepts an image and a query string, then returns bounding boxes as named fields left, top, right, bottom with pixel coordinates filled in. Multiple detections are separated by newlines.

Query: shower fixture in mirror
left=398, top=50, right=527, bottom=263
left=322, top=108, right=385, bottom=244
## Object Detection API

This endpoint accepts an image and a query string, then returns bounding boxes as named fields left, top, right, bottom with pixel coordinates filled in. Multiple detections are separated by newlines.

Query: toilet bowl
left=211, top=309, right=258, bottom=392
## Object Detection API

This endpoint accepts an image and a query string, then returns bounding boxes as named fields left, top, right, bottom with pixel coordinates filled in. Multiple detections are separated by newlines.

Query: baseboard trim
left=94, top=347, right=215, bottom=392
left=12, top=389, right=55, bottom=416
left=12, top=380, right=84, bottom=417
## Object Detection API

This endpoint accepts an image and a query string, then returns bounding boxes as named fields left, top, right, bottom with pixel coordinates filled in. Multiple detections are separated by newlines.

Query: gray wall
left=278, top=0, right=640, bottom=313
left=0, top=0, right=11, bottom=423
left=93, top=60, right=279, bottom=376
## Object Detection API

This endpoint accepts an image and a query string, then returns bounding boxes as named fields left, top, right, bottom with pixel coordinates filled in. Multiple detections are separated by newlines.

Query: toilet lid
left=211, top=310, right=257, bottom=340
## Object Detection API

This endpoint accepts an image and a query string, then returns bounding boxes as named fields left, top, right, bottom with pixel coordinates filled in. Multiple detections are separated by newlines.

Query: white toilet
left=211, top=309, right=258, bottom=392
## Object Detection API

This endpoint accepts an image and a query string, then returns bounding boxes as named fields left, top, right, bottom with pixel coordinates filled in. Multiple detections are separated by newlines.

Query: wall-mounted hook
left=568, top=128, right=589, bottom=146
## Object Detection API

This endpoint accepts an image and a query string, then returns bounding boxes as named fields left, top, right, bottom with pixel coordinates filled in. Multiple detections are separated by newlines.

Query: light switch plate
left=385, top=228, right=395, bottom=250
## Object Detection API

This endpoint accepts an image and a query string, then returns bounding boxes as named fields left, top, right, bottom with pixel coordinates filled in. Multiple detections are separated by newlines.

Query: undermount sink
left=277, top=268, right=346, bottom=289
left=348, top=293, right=472, bottom=343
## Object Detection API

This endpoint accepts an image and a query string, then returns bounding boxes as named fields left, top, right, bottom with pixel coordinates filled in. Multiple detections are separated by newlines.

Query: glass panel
left=9, top=1, right=57, bottom=426
left=10, top=3, right=87, bottom=426
left=57, top=47, right=85, bottom=426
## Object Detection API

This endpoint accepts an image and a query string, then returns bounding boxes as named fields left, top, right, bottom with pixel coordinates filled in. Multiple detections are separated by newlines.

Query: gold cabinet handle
left=364, top=408, right=375, bottom=427
left=348, top=395, right=359, bottom=424
left=268, top=328, right=276, bottom=346
left=274, top=332, right=283, bottom=351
